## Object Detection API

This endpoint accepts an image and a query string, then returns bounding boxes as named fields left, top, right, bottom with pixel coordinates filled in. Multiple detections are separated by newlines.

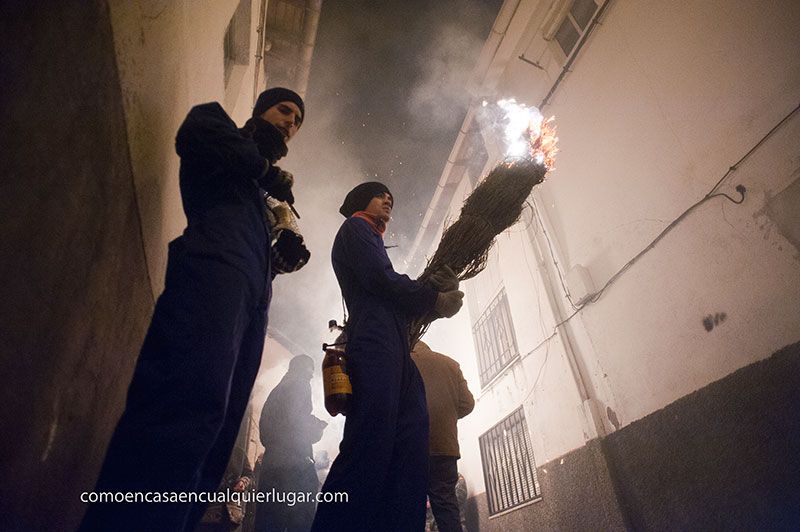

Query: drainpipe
left=253, top=0, right=270, bottom=106
left=294, top=0, right=322, bottom=97
left=527, top=198, right=608, bottom=440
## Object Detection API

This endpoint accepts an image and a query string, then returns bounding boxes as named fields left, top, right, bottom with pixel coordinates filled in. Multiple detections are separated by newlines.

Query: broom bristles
left=410, top=158, right=547, bottom=345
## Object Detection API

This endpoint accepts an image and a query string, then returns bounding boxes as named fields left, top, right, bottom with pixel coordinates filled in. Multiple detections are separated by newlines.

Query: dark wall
left=0, top=1, right=153, bottom=530
left=471, top=342, right=800, bottom=530
left=602, top=341, right=800, bottom=530
left=468, top=439, right=625, bottom=531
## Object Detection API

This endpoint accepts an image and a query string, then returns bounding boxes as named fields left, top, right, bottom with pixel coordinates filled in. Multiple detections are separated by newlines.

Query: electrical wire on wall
left=510, top=101, right=799, bottom=402
left=579, top=101, right=798, bottom=306
left=528, top=200, right=579, bottom=309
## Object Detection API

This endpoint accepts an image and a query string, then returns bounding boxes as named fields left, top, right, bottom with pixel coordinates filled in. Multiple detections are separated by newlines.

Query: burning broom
left=409, top=100, right=558, bottom=345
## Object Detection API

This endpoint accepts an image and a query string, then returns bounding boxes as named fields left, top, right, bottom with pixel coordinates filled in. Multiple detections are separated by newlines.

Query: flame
left=530, top=116, right=558, bottom=170
left=496, top=99, right=558, bottom=170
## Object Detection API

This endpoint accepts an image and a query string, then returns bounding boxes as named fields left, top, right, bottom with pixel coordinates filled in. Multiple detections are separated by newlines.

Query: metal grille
left=479, top=407, right=541, bottom=516
left=472, top=288, right=519, bottom=387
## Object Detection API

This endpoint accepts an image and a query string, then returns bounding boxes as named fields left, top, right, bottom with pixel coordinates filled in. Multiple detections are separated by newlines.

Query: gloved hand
left=434, top=290, right=464, bottom=318
left=250, top=117, right=288, bottom=163
left=272, top=229, right=310, bottom=274
left=427, top=265, right=459, bottom=292
left=262, top=166, right=295, bottom=204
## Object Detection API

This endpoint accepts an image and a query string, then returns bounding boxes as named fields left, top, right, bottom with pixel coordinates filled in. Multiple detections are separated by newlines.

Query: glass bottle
left=322, top=320, right=351, bottom=416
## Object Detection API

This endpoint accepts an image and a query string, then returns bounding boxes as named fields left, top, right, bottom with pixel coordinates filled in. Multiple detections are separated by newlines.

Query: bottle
left=322, top=320, right=352, bottom=416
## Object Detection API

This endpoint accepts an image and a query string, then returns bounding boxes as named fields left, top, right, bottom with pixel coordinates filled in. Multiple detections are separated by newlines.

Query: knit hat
left=253, top=87, right=305, bottom=123
left=339, top=182, right=393, bottom=217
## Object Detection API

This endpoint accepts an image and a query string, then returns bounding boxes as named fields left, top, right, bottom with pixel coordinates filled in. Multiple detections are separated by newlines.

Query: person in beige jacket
left=411, top=341, right=475, bottom=532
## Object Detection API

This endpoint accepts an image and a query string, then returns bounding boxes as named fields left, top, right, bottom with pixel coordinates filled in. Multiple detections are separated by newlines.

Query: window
left=224, top=0, right=251, bottom=87
left=480, top=407, right=542, bottom=516
left=473, top=288, right=519, bottom=387
left=553, top=0, right=599, bottom=58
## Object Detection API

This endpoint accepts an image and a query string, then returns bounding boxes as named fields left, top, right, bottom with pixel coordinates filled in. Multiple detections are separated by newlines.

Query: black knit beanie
left=253, top=87, right=305, bottom=123
left=339, top=182, right=393, bottom=217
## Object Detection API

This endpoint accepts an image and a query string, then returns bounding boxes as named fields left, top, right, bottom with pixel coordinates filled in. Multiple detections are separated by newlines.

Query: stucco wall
left=0, top=1, right=266, bottom=529
left=425, top=0, right=800, bottom=526
left=108, top=0, right=262, bottom=297
left=458, top=0, right=800, bottom=454
left=600, top=341, right=800, bottom=530
left=521, top=0, right=800, bottom=428
left=0, top=2, right=153, bottom=530
left=468, top=342, right=800, bottom=531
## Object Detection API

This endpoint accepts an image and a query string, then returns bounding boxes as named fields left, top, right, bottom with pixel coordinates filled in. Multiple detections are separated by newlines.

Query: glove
left=434, top=290, right=464, bottom=318
left=272, top=229, right=310, bottom=274
left=262, top=166, right=295, bottom=204
left=427, top=265, right=459, bottom=292
left=249, top=117, right=288, bottom=163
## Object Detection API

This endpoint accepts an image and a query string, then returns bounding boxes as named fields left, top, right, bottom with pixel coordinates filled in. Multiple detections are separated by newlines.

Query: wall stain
left=703, top=312, right=727, bottom=332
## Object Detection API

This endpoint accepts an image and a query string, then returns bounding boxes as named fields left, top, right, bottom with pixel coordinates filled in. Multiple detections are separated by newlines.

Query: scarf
left=352, top=211, right=386, bottom=236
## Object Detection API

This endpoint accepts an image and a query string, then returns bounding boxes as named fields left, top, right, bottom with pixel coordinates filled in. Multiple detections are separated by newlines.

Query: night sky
left=268, top=0, right=503, bottom=356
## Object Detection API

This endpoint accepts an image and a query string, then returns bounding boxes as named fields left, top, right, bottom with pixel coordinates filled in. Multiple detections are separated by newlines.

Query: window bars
left=472, top=288, right=520, bottom=387
left=479, top=407, right=542, bottom=516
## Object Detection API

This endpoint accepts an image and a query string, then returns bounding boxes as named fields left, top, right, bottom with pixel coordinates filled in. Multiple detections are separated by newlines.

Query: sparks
left=530, top=116, right=558, bottom=170
left=496, top=98, right=558, bottom=170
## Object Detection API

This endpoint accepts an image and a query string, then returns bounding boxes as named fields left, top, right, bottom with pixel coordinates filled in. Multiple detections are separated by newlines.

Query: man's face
left=365, top=192, right=393, bottom=223
left=260, top=101, right=302, bottom=142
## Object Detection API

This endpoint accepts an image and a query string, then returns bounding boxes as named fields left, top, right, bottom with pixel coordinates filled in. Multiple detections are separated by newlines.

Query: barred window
left=472, top=288, right=519, bottom=387
left=479, top=407, right=541, bottom=516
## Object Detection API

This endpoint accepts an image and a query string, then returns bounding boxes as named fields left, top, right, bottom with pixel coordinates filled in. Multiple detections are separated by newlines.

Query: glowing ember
left=530, top=116, right=558, bottom=170
left=497, top=99, right=539, bottom=157
left=496, top=98, right=558, bottom=170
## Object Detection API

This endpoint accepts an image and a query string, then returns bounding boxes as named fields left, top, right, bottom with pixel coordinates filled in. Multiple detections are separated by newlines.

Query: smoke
left=255, top=0, right=502, bottom=462
left=268, top=92, right=367, bottom=362
left=406, top=23, right=486, bottom=133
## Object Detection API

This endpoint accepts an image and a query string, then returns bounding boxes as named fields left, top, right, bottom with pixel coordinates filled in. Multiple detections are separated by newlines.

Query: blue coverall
left=311, top=216, right=438, bottom=531
left=81, top=103, right=274, bottom=531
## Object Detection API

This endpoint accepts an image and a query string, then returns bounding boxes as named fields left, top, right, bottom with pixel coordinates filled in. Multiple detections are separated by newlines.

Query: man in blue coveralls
left=80, top=88, right=309, bottom=532
left=311, top=182, right=465, bottom=531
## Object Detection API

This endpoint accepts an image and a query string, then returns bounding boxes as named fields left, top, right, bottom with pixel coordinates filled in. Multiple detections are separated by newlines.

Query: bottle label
left=323, top=366, right=352, bottom=395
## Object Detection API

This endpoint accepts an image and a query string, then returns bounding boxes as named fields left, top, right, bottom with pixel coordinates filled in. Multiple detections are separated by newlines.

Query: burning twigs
left=409, top=109, right=558, bottom=345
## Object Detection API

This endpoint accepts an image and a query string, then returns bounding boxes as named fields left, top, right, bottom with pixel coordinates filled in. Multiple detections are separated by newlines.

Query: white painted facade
left=414, top=0, right=800, bottom=504
left=106, top=0, right=336, bottom=467
left=108, top=0, right=266, bottom=296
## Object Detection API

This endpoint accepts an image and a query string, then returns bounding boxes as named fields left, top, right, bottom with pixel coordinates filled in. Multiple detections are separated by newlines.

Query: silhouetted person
left=412, top=341, right=474, bottom=532
left=80, top=88, right=308, bottom=532
left=311, top=183, right=464, bottom=531
left=256, top=355, right=326, bottom=532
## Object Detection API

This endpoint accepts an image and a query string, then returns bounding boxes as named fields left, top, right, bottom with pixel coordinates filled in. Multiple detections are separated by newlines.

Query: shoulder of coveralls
left=183, top=102, right=237, bottom=130
left=188, top=101, right=234, bottom=121
left=175, top=102, right=238, bottom=156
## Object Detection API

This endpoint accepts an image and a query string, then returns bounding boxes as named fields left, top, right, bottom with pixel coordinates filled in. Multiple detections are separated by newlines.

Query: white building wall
left=420, top=0, right=800, bottom=502
left=108, top=0, right=263, bottom=296
left=513, top=0, right=800, bottom=427
left=423, top=165, right=589, bottom=496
